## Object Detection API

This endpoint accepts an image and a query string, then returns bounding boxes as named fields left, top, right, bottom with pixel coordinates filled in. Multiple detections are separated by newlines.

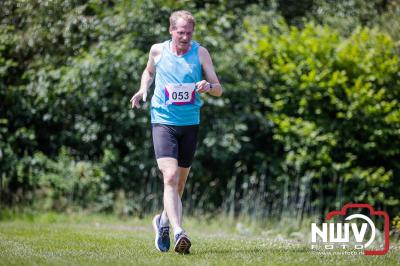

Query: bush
left=1, top=1, right=399, bottom=220
left=240, top=22, right=400, bottom=217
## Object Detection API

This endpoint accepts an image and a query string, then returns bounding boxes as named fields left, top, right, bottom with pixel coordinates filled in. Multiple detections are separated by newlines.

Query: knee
left=163, top=169, right=178, bottom=187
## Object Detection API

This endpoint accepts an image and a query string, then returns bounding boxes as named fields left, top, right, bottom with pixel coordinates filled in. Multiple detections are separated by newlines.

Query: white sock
left=160, top=211, right=169, bottom=227
left=174, top=227, right=184, bottom=237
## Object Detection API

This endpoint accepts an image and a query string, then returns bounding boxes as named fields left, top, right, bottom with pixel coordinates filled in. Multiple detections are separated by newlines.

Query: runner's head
left=169, top=10, right=195, bottom=31
left=169, top=10, right=195, bottom=51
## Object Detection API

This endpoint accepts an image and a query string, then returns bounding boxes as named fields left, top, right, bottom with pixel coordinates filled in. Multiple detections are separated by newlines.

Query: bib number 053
left=165, top=83, right=196, bottom=105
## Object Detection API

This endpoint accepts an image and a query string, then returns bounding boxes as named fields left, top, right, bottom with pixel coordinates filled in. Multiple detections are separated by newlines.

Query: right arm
left=130, top=44, right=161, bottom=108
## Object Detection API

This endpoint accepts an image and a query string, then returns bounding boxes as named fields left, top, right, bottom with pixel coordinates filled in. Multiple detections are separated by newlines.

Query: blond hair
left=169, top=10, right=195, bottom=30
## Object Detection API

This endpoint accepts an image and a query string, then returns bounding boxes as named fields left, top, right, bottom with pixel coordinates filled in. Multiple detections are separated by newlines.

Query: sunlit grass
left=0, top=212, right=398, bottom=266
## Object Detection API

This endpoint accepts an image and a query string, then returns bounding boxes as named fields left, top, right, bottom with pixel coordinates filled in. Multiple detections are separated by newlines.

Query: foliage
left=242, top=22, right=400, bottom=216
left=393, top=216, right=400, bottom=241
left=0, top=0, right=399, bottom=220
left=308, top=0, right=400, bottom=40
left=1, top=147, right=111, bottom=212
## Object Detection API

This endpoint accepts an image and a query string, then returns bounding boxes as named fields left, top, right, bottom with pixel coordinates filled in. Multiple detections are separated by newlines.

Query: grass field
left=0, top=212, right=398, bottom=266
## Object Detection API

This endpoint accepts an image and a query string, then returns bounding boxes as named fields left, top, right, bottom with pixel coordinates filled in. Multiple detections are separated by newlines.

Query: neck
left=171, top=41, right=191, bottom=56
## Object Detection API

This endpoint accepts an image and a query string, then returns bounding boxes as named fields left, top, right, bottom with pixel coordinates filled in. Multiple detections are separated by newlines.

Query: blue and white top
left=150, top=40, right=203, bottom=125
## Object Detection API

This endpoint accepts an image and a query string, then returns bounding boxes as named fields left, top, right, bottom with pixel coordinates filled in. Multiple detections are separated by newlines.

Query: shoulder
left=198, top=46, right=211, bottom=57
left=198, top=46, right=212, bottom=64
left=149, top=43, right=164, bottom=57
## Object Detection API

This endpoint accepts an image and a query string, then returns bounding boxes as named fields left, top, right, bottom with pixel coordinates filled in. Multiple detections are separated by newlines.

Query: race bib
left=165, top=83, right=196, bottom=105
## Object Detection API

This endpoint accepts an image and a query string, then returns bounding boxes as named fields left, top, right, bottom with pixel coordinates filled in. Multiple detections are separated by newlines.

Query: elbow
left=217, top=86, right=223, bottom=97
left=213, top=84, right=223, bottom=97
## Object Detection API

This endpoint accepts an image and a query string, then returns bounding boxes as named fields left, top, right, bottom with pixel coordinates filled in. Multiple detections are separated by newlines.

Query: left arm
left=196, top=46, right=223, bottom=97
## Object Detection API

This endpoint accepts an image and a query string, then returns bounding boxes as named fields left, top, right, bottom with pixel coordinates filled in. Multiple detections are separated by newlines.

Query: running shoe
left=174, top=232, right=191, bottom=254
left=152, top=214, right=170, bottom=252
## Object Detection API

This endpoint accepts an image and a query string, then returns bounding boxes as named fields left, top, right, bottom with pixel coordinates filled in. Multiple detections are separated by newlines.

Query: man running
left=130, top=10, right=223, bottom=254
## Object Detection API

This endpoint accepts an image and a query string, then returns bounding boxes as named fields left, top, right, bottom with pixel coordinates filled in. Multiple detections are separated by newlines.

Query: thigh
left=177, top=125, right=199, bottom=168
left=152, top=124, right=178, bottom=160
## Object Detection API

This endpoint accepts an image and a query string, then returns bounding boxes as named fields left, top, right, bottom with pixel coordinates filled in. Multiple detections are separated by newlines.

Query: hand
left=130, top=90, right=147, bottom=108
left=196, top=80, right=211, bottom=93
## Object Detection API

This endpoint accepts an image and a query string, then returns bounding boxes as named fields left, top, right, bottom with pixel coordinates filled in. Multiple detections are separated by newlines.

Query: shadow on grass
left=192, top=247, right=310, bottom=256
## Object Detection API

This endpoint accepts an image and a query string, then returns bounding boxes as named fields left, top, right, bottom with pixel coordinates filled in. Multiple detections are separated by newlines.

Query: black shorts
left=152, top=123, right=199, bottom=168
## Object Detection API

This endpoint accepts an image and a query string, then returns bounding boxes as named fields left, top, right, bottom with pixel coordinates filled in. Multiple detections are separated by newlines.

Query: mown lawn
left=0, top=213, right=398, bottom=266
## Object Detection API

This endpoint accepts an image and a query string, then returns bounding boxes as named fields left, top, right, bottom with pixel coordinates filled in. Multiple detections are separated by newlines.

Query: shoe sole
left=152, top=215, right=164, bottom=252
left=174, top=235, right=191, bottom=254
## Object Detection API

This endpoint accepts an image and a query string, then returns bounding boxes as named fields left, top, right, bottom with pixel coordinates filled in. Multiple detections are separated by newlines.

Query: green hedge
left=1, top=1, right=399, bottom=220
left=239, top=22, right=400, bottom=218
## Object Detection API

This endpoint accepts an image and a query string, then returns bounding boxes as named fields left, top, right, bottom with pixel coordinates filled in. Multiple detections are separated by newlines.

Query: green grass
left=0, top=212, right=399, bottom=266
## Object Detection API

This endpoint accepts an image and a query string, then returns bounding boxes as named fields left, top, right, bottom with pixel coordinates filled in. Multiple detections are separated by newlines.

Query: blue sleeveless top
left=151, top=40, right=203, bottom=125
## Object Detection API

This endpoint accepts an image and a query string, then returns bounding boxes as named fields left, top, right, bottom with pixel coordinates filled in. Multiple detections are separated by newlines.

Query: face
left=170, top=18, right=194, bottom=51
